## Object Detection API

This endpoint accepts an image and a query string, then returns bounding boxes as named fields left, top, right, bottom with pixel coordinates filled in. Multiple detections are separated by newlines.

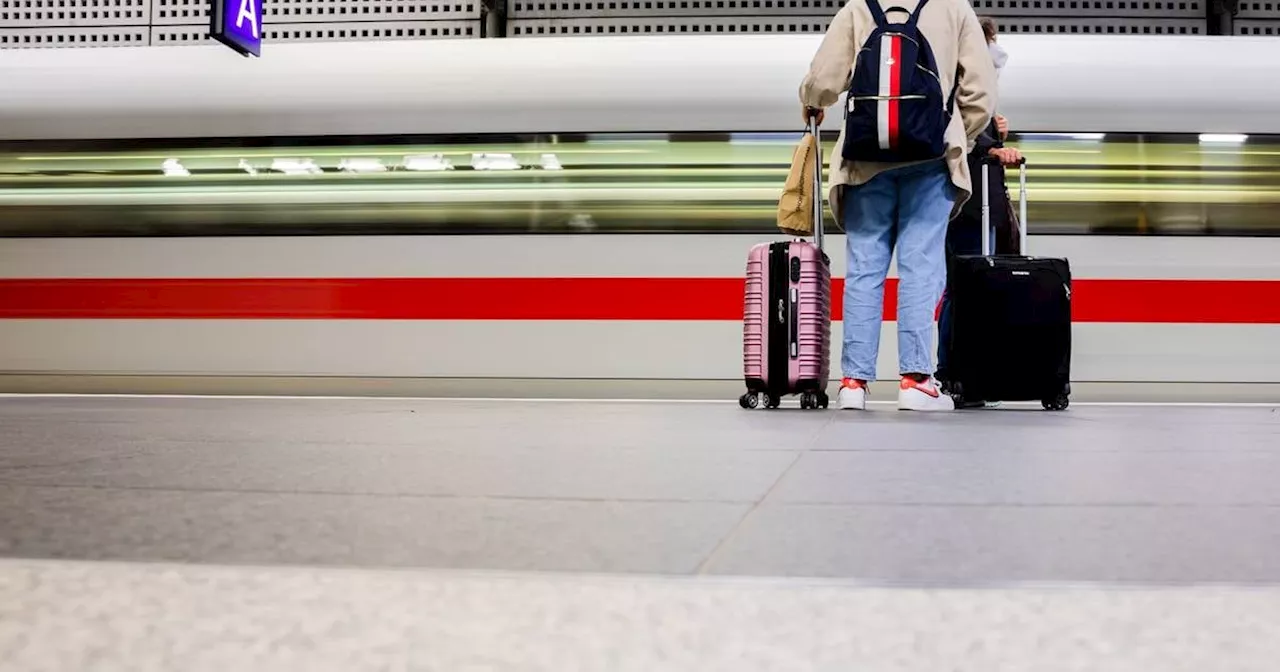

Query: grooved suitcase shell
left=743, top=240, right=832, bottom=392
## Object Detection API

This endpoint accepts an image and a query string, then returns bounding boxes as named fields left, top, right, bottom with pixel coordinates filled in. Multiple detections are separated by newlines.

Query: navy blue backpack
left=842, top=0, right=958, bottom=163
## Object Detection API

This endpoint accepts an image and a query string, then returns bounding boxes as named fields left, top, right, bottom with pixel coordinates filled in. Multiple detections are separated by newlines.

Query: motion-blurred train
left=0, top=34, right=1277, bottom=400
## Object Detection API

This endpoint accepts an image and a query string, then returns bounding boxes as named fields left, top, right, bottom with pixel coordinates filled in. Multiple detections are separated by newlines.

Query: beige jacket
left=799, top=0, right=997, bottom=221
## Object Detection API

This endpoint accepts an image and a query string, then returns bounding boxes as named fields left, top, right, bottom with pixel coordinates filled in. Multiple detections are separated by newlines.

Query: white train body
left=0, top=35, right=1277, bottom=398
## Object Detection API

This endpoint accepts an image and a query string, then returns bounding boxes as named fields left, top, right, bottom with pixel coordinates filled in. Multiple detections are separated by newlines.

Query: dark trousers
left=935, top=206, right=985, bottom=379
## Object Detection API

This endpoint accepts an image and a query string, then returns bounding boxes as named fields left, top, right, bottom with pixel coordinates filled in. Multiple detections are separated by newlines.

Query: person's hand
left=995, top=115, right=1009, bottom=140
left=988, top=146, right=1022, bottom=167
left=804, top=107, right=825, bottom=126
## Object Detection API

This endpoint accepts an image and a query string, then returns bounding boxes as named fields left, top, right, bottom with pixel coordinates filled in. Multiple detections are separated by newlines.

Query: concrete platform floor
left=1, top=395, right=1279, bottom=669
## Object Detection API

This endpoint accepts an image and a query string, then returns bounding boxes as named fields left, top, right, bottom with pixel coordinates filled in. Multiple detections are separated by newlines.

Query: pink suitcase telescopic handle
left=808, top=116, right=825, bottom=253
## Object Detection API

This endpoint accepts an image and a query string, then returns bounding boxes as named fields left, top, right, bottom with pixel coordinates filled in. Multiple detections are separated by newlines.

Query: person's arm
left=799, top=5, right=857, bottom=121
left=954, top=8, right=997, bottom=143
left=974, top=119, right=1001, bottom=155
left=982, top=117, right=1024, bottom=166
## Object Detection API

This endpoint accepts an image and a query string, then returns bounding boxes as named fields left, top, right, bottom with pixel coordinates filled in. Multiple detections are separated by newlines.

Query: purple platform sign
left=209, top=0, right=261, bottom=57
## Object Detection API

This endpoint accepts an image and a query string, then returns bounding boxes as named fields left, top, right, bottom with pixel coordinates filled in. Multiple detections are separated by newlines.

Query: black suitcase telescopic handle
left=980, top=155, right=1028, bottom=256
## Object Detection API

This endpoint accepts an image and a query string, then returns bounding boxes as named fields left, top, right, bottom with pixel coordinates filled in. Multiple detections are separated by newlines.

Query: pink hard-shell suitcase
left=740, top=118, right=832, bottom=410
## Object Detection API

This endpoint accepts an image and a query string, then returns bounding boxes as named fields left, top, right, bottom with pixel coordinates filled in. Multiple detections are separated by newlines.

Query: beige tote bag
left=776, top=131, right=818, bottom=237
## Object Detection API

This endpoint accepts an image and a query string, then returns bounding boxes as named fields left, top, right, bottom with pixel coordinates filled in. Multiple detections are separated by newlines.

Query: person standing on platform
left=935, top=16, right=1025, bottom=392
left=798, top=0, right=997, bottom=412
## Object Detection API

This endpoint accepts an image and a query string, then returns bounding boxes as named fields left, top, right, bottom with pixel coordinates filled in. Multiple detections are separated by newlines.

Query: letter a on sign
left=210, top=0, right=262, bottom=56
left=236, top=0, right=259, bottom=39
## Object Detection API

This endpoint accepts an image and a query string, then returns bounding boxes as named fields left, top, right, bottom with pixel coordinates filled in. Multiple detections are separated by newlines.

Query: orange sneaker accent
left=900, top=376, right=940, bottom=398
left=841, top=378, right=866, bottom=390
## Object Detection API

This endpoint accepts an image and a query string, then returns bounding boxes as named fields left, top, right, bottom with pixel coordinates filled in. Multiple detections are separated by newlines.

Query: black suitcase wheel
left=817, top=391, right=829, bottom=409
left=946, top=381, right=966, bottom=408
left=763, top=393, right=781, bottom=409
left=740, top=393, right=759, bottom=409
left=1042, top=394, right=1070, bottom=411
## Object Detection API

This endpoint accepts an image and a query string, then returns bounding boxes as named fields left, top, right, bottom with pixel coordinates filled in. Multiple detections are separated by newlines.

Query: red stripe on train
left=0, top=278, right=1277, bottom=323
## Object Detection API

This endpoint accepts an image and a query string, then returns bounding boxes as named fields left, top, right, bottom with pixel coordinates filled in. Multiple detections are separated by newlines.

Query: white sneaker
left=838, top=378, right=867, bottom=410
left=897, top=376, right=955, bottom=412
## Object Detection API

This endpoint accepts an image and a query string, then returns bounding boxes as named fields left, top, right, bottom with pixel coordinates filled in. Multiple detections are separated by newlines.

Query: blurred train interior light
left=1199, top=133, right=1248, bottom=144
left=1020, top=133, right=1106, bottom=141
left=270, top=158, right=323, bottom=175
left=730, top=132, right=806, bottom=143
left=161, top=159, right=189, bottom=177
left=471, top=153, right=521, bottom=171
left=402, top=154, right=453, bottom=171
left=539, top=153, right=563, bottom=170
left=338, top=158, right=387, bottom=173
left=238, top=159, right=258, bottom=176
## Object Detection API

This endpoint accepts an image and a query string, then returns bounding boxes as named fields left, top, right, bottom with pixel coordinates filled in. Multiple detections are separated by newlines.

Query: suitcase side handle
left=980, top=155, right=1028, bottom=256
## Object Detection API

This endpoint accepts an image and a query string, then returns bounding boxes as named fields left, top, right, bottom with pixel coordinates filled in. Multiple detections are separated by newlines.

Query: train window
left=1, top=132, right=1276, bottom=237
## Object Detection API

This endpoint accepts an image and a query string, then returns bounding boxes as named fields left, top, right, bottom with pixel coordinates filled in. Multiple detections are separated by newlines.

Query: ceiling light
left=1018, top=133, right=1105, bottom=141
left=1199, top=133, right=1247, bottom=144
left=238, top=159, right=258, bottom=176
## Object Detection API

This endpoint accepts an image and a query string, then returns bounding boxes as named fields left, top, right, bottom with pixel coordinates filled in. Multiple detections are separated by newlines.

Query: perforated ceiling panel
left=510, top=0, right=841, bottom=18
left=0, top=24, right=147, bottom=47
left=1, top=0, right=150, bottom=27
left=511, top=0, right=1209, bottom=35
left=149, top=0, right=206, bottom=24
left=997, top=17, right=1204, bottom=34
left=4, top=0, right=480, bottom=47
left=154, top=19, right=475, bottom=45
left=1236, top=19, right=1280, bottom=34
left=1236, top=1, right=1280, bottom=17
left=1, top=0, right=151, bottom=47
left=511, top=15, right=830, bottom=35
left=967, top=1, right=1207, bottom=34
left=971, top=0, right=1203, bottom=17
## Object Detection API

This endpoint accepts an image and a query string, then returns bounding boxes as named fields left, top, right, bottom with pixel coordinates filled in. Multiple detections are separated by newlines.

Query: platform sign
left=209, top=0, right=261, bottom=57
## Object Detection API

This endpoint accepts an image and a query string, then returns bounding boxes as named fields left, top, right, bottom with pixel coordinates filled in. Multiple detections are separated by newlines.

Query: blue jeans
left=841, top=159, right=955, bottom=381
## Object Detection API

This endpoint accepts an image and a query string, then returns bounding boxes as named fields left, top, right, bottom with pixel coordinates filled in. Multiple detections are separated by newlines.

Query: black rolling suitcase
left=943, top=157, right=1072, bottom=411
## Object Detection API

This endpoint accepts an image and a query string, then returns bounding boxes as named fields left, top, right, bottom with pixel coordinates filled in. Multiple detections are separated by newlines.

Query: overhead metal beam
left=481, top=0, right=509, bottom=38
left=1209, top=0, right=1240, bottom=35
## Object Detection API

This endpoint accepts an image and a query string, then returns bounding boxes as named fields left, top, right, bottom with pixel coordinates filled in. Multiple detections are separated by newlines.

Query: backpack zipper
left=915, top=63, right=941, bottom=83
left=850, top=94, right=928, bottom=100
left=848, top=94, right=926, bottom=112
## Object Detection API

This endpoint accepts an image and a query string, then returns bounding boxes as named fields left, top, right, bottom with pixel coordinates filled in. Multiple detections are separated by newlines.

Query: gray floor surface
left=3, top=396, right=1280, bottom=670
left=1, top=396, right=1278, bottom=584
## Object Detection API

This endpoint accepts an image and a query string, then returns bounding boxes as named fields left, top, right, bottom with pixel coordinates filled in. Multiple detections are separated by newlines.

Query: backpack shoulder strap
left=945, top=64, right=959, bottom=115
left=905, top=0, right=931, bottom=29
left=865, top=0, right=888, bottom=28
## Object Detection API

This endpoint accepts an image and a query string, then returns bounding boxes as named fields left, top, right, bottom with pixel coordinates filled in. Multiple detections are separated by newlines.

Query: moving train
left=0, top=34, right=1277, bottom=400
